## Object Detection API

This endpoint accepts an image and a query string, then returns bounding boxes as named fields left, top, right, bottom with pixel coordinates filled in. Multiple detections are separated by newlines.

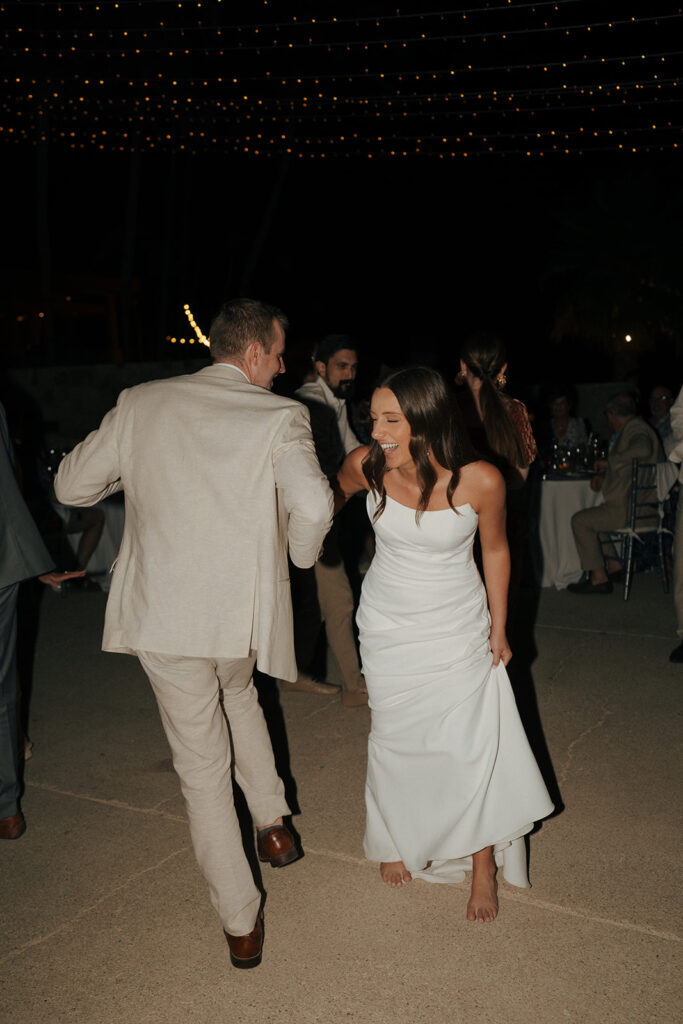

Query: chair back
left=628, top=459, right=661, bottom=531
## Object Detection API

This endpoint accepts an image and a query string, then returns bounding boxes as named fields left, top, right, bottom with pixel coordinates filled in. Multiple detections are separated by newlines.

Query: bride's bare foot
left=467, top=847, right=498, bottom=923
left=380, top=861, right=412, bottom=888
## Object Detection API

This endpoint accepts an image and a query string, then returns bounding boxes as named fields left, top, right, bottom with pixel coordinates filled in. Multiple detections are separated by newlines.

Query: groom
left=55, top=298, right=333, bottom=968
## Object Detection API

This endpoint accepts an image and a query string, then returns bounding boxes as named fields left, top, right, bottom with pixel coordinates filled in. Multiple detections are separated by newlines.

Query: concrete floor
left=1, top=573, right=680, bottom=1023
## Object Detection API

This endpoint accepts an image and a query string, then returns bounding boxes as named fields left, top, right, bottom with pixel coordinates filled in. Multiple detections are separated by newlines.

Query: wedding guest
left=296, top=334, right=361, bottom=455
left=456, top=332, right=536, bottom=486
left=568, top=393, right=663, bottom=595
left=55, top=298, right=333, bottom=968
left=292, top=335, right=368, bottom=706
left=456, top=332, right=537, bottom=615
left=537, top=385, right=587, bottom=452
left=648, top=385, right=674, bottom=454
left=337, top=367, right=553, bottom=921
left=667, top=384, right=683, bottom=662
left=0, top=403, right=83, bottom=841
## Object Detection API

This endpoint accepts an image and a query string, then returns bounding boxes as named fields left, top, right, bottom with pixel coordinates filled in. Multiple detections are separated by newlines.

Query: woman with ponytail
left=456, top=333, right=537, bottom=618
left=456, top=332, right=536, bottom=488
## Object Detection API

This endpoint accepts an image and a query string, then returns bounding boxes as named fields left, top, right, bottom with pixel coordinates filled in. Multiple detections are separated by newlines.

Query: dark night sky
left=6, top=147, right=680, bottom=384
left=2, top=2, right=682, bottom=388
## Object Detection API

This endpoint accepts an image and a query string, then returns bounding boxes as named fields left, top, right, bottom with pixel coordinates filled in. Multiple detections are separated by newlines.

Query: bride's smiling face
left=370, top=388, right=413, bottom=469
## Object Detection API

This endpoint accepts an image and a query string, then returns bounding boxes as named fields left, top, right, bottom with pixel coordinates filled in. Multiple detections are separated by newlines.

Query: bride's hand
left=490, top=628, right=512, bottom=667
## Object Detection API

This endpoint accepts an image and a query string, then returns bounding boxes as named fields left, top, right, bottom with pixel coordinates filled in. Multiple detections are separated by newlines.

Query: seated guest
left=648, top=384, right=674, bottom=454
left=667, top=383, right=683, bottom=663
left=568, top=393, right=663, bottom=595
left=537, top=385, right=587, bottom=453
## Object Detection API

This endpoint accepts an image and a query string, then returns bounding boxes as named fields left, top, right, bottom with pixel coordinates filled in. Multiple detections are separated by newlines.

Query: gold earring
left=455, top=370, right=466, bottom=386
left=496, top=373, right=507, bottom=389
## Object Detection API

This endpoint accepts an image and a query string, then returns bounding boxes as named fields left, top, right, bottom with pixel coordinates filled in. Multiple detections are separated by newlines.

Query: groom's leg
left=215, top=657, right=290, bottom=827
left=137, top=650, right=261, bottom=937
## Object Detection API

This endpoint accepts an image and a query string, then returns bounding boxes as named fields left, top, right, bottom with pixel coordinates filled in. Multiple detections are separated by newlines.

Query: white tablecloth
left=539, top=478, right=603, bottom=589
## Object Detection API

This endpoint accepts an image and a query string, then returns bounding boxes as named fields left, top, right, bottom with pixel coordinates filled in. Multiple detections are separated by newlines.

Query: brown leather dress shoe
left=0, top=812, right=26, bottom=840
left=224, top=910, right=264, bottom=969
left=256, top=824, right=300, bottom=867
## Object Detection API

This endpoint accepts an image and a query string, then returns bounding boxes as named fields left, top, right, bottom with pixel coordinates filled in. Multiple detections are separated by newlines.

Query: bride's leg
left=380, top=861, right=412, bottom=887
left=467, top=846, right=498, bottom=923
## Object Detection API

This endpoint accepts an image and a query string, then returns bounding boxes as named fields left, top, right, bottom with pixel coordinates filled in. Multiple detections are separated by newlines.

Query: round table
left=539, top=477, right=603, bottom=589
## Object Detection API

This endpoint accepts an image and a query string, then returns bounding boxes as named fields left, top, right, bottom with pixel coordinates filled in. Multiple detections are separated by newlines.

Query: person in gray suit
left=0, top=403, right=83, bottom=840
left=54, top=299, right=333, bottom=968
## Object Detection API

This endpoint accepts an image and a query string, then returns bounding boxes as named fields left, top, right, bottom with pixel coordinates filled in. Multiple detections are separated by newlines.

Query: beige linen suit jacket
left=54, top=364, right=333, bottom=680
left=602, top=415, right=663, bottom=514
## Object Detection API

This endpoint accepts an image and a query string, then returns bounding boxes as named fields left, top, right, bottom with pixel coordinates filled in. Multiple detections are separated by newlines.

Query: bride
left=336, top=367, right=553, bottom=923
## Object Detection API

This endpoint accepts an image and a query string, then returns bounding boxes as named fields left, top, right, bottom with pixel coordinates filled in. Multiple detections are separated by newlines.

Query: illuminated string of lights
left=166, top=305, right=209, bottom=347
left=2, top=85, right=677, bottom=124
left=184, top=303, right=209, bottom=346
left=4, top=50, right=679, bottom=86
left=2, top=2, right=681, bottom=158
left=5, top=12, right=680, bottom=50
left=0, top=0, right=589, bottom=19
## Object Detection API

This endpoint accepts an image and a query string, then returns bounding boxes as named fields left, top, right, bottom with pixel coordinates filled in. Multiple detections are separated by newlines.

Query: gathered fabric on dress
left=357, top=491, right=553, bottom=886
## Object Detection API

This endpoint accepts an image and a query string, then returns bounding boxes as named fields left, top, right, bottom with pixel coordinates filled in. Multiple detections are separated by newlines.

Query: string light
left=1, top=2, right=681, bottom=158
left=183, top=303, right=209, bottom=347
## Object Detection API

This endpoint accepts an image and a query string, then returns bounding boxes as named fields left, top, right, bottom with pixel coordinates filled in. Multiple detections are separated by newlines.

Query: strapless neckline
left=384, top=493, right=475, bottom=516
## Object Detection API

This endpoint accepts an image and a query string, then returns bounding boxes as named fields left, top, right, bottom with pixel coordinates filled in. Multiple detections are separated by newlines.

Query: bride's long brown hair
left=362, top=367, right=475, bottom=523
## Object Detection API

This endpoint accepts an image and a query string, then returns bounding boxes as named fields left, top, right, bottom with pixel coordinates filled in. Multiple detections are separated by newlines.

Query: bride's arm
left=470, top=462, right=512, bottom=667
left=333, top=444, right=371, bottom=513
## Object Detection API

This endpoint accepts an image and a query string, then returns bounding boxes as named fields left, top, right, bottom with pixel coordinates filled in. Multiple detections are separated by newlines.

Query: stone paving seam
left=502, top=889, right=681, bottom=942
left=25, top=780, right=187, bottom=823
left=303, top=846, right=680, bottom=942
left=557, top=705, right=614, bottom=785
left=0, top=847, right=190, bottom=966
left=536, top=624, right=672, bottom=639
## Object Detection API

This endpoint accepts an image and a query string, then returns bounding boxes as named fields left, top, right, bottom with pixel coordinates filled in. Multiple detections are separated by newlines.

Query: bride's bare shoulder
left=458, top=460, right=505, bottom=504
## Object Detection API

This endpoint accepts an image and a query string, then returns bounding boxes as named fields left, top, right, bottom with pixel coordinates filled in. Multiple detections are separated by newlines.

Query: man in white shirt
left=296, top=335, right=361, bottom=456
left=291, top=336, right=368, bottom=705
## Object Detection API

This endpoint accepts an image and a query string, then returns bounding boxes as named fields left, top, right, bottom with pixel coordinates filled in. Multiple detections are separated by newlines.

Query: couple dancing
left=55, top=299, right=552, bottom=970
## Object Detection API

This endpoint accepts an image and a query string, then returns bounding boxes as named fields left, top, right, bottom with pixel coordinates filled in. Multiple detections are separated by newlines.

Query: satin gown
left=357, top=492, right=553, bottom=886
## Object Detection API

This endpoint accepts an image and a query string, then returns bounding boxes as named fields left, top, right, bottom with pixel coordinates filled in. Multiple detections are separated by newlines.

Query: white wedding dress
left=357, top=492, right=554, bottom=886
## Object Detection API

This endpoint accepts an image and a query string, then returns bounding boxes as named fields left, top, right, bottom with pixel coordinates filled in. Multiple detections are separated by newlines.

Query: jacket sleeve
left=54, top=394, right=125, bottom=507
left=273, top=403, right=333, bottom=568
left=669, top=385, right=683, bottom=465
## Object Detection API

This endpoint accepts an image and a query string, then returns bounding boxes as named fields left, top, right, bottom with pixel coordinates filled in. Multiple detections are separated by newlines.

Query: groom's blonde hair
left=210, top=298, right=289, bottom=361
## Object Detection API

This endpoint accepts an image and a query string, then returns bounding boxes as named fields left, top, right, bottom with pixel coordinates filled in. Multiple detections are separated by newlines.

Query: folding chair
left=598, top=458, right=670, bottom=601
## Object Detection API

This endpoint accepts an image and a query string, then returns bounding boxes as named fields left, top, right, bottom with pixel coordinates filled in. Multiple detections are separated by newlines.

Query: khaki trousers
left=314, top=560, right=364, bottom=692
left=137, top=651, right=289, bottom=936
left=571, top=502, right=627, bottom=572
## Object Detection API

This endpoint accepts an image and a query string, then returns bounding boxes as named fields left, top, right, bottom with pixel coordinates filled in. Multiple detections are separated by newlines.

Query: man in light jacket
left=55, top=298, right=333, bottom=968
left=568, top=392, right=663, bottom=595
left=667, top=383, right=683, bottom=662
